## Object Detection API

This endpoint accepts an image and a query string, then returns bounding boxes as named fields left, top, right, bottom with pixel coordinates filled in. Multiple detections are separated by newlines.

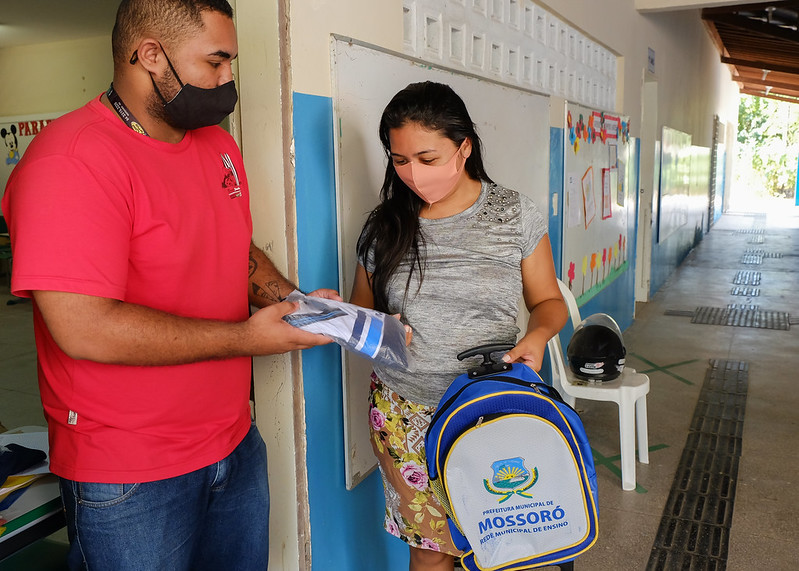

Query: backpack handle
left=457, top=344, right=515, bottom=378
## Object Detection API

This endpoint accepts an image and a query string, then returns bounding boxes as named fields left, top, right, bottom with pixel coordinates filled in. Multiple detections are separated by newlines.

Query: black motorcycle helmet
left=566, top=313, right=626, bottom=381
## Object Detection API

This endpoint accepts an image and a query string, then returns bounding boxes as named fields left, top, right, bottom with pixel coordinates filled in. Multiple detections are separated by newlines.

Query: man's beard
left=147, top=70, right=182, bottom=129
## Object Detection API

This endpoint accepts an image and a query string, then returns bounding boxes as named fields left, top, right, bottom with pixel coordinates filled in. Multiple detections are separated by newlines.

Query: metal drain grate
left=732, top=271, right=760, bottom=285
left=726, top=303, right=758, bottom=310
left=664, top=309, right=696, bottom=317
left=744, top=249, right=783, bottom=259
left=691, top=306, right=790, bottom=330
left=740, top=253, right=762, bottom=265
left=647, top=360, right=748, bottom=571
left=730, top=286, right=760, bottom=297
left=734, top=228, right=764, bottom=234
left=747, top=235, right=764, bottom=244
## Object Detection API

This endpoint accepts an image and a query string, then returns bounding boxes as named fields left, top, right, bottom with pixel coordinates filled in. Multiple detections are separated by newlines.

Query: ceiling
left=703, top=1, right=799, bottom=103
left=0, top=0, right=118, bottom=50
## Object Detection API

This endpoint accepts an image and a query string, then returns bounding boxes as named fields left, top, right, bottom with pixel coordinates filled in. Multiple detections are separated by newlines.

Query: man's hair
left=111, top=0, right=234, bottom=67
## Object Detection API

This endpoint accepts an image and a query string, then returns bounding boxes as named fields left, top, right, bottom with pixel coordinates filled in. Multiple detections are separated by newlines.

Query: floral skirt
left=368, top=373, right=462, bottom=556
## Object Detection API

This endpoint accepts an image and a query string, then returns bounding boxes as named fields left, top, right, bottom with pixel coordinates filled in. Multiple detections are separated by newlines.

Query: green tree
left=736, top=94, right=799, bottom=198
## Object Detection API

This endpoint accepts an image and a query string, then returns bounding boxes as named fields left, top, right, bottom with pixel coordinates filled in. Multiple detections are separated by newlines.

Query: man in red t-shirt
left=1, top=1, right=337, bottom=568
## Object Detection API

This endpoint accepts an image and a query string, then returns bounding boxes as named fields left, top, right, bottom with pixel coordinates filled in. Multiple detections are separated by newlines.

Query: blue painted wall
left=294, top=92, right=409, bottom=570
left=549, top=127, right=564, bottom=276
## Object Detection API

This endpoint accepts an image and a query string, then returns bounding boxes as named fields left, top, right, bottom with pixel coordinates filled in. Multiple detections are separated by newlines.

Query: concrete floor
left=561, top=208, right=799, bottom=570
left=1, top=208, right=797, bottom=570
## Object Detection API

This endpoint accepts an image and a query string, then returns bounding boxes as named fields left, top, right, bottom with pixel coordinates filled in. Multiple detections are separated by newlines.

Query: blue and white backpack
left=425, top=344, right=599, bottom=570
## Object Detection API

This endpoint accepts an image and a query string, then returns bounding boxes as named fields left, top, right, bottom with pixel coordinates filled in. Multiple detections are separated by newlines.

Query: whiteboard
left=561, top=101, right=634, bottom=305
left=331, top=36, right=550, bottom=489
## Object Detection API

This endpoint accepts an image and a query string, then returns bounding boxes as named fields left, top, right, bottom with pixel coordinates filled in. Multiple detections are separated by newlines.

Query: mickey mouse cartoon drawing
left=2, top=125, right=20, bottom=165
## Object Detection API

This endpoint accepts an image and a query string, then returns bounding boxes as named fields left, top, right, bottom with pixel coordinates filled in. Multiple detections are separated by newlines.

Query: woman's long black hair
left=357, top=81, right=493, bottom=313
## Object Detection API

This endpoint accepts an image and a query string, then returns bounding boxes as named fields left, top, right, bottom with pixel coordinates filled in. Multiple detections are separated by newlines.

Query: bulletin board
left=0, top=112, right=63, bottom=214
left=331, top=35, right=550, bottom=489
left=658, top=126, right=692, bottom=242
left=561, top=102, right=634, bottom=304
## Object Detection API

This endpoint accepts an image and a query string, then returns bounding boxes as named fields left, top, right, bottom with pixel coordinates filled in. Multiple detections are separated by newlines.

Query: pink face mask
left=394, top=144, right=465, bottom=204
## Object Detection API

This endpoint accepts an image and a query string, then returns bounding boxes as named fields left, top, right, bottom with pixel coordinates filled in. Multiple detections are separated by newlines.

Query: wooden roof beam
left=741, top=87, right=799, bottom=104
left=721, top=55, right=799, bottom=74
left=702, top=19, right=730, bottom=57
left=702, top=1, right=799, bottom=18
left=733, top=74, right=799, bottom=92
left=707, top=12, right=799, bottom=43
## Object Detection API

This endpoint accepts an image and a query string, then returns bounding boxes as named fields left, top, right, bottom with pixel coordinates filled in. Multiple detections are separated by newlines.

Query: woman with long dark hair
left=351, top=81, right=567, bottom=571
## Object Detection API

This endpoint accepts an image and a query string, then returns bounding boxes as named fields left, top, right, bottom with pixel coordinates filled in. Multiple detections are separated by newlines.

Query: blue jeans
left=59, top=423, right=269, bottom=571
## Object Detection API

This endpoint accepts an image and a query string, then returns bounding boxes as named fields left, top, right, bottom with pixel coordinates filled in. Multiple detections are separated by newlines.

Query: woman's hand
left=392, top=314, right=413, bottom=346
left=307, top=288, right=343, bottom=302
left=502, top=330, right=549, bottom=371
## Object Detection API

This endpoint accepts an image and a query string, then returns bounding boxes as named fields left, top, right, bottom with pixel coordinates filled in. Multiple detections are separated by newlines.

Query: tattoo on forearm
left=248, top=254, right=257, bottom=278
left=252, top=281, right=283, bottom=302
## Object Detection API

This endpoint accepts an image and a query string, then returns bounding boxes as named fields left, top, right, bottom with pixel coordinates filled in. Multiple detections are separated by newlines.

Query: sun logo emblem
left=483, top=457, right=538, bottom=503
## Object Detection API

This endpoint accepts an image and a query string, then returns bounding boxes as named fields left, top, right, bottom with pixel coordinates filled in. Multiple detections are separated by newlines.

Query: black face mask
left=151, top=47, right=238, bottom=130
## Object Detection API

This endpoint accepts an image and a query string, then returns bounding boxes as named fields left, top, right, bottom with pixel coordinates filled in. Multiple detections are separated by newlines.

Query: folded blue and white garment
left=283, top=291, right=410, bottom=370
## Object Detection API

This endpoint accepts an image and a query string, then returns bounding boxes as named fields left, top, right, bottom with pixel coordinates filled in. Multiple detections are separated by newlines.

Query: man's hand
left=245, top=301, right=334, bottom=353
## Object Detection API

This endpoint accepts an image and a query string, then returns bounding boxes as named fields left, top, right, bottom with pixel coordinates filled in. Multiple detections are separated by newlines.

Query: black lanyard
left=106, top=84, right=149, bottom=137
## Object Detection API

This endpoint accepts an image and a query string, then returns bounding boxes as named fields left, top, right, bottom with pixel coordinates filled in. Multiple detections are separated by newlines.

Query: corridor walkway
left=567, top=208, right=798, bottom=570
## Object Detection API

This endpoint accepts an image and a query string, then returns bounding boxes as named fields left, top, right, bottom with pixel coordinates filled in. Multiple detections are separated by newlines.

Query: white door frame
left=636, top=77, right=657, bottom=302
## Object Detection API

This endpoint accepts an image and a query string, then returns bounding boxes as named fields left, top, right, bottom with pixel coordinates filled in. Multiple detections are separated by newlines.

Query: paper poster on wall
left=581, top=166, right=595, bottom=229
left=586, top=111, right=620, bottom=143
left=567, top=172, right=582, bottom=228
left=604, top=115, right=620, bottom=140
left=601, top=168, right=613, bottom=220
left=561, top=101, right=635, bottom=304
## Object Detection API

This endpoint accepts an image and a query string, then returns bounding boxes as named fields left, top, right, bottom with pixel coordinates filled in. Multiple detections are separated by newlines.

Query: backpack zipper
left=430, top=374, right=571, bottom=427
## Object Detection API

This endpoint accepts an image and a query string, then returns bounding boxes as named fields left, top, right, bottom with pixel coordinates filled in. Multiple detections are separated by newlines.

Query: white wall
left=233, top=2, right=401, bottom=568
left=290, top=1, right=403, bottom=97
left=0, top=36, right=112, bottom=117
left=233, top=1, right=305, bottom=568
left=540, top=2, right=739, bottom=141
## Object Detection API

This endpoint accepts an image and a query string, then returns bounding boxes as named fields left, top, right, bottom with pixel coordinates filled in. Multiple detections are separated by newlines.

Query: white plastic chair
left=546, top=279, right=649, bottom=491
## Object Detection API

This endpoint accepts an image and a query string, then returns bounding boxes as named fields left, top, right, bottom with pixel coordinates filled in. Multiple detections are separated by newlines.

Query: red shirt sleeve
left=5, top=153, right=132, bottom=300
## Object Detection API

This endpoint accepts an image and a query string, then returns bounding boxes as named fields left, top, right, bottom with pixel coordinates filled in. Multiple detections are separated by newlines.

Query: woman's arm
left=349, top=263, right=376, bottom=309
left=502, top=235, right=568, bottom=370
